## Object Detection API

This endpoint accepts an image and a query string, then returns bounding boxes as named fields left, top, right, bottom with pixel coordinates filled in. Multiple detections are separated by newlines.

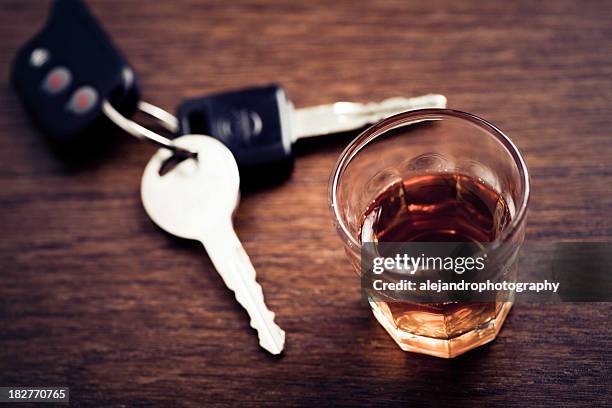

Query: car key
left=11, top=0, right=140, bottom=142
left=11, top=0, right=195, bottom=159
left=177, top=85, right=446, bottom=182
left=141, top=134, right=285, bottom=355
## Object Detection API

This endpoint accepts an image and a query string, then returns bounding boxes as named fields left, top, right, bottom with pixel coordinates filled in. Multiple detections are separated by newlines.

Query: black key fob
left=177, top=85, right=294, bottom=186
left=10, top=0, right=140, bottom=144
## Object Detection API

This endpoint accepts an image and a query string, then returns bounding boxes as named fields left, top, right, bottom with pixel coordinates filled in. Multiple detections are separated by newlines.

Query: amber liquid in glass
left=360, top=173, right=512, bottom=357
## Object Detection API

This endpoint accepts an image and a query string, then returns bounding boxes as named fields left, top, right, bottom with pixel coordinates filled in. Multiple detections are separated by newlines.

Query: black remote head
left=11, top=0, right=140, bottom=143
left=177, top=84, right=295, bottom=187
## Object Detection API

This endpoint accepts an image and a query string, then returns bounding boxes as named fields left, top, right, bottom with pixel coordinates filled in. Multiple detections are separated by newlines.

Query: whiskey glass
left=328, top=109, right=530, bottom=358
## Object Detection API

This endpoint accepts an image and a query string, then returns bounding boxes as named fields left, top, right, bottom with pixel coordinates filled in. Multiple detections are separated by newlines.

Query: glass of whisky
left=329, top=109, right=530, bottom=358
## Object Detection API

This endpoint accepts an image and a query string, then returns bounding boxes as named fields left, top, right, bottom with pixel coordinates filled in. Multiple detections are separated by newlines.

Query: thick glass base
left=370, top=301, right=513, bottom=358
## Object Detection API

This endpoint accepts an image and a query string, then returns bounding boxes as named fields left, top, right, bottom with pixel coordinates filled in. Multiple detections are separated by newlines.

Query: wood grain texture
left=0, top=0, right=611, bottom=406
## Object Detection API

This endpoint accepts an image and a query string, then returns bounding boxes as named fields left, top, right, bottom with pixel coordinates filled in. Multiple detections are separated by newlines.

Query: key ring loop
left=137, top=101, right=179, bottom=133
left=102, top=100, right=197, bottom=159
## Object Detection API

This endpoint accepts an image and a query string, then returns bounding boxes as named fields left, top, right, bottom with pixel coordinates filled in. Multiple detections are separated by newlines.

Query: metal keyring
left=102, top=100, right=197, bottom=159
left=137, top=101, right=179, bottom=133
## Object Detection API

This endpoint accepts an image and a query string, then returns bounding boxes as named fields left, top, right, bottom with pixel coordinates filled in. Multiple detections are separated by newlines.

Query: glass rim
left=328, top=108, right=531, bottom=251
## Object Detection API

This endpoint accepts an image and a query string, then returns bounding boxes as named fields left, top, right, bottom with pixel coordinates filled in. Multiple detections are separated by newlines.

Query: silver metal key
left=292, top=93, right=447, bottom=140
left=140, top=134, right=285, bottom=355
left=177, top=88, right=447, bottom=175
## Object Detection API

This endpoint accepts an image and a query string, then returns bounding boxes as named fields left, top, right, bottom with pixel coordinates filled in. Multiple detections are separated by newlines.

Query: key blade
left=292, top=93, right=447, bottom=140
left=202, top=226, right=285, bottom=355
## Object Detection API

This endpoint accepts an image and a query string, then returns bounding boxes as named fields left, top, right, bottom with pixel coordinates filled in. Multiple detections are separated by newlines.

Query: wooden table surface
left=1, top=0, right=611, bottom=406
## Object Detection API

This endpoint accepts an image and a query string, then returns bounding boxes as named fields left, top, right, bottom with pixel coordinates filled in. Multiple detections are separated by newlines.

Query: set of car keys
left=11, top=0, right=447, bottom=354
